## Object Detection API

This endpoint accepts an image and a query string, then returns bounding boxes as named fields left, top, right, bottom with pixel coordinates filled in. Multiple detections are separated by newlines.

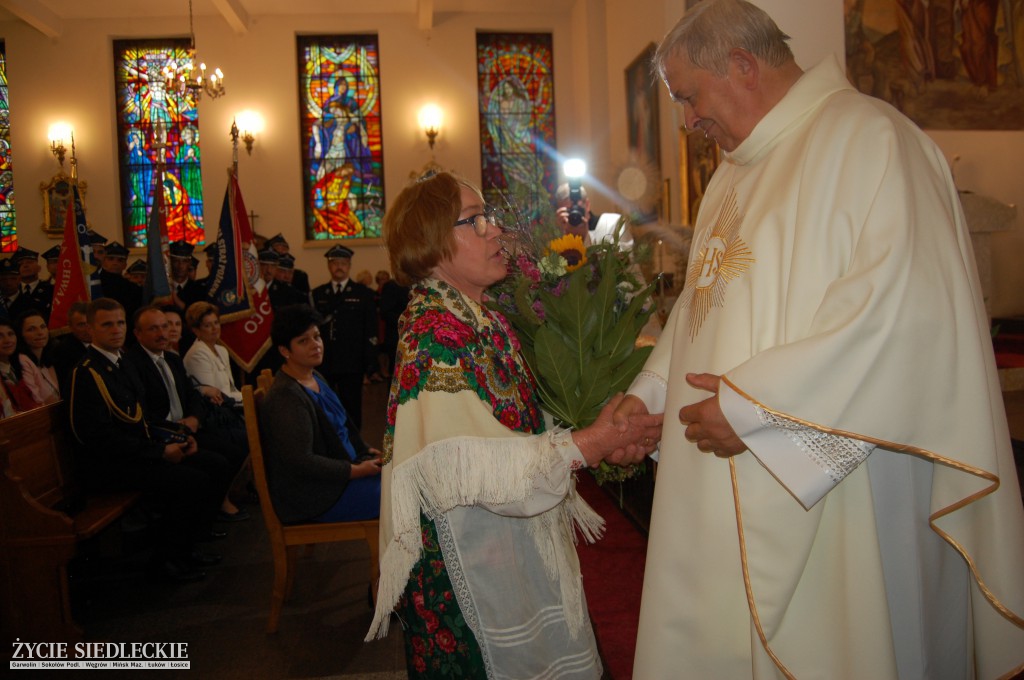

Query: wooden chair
left=242, top=383, right=380, bottom=634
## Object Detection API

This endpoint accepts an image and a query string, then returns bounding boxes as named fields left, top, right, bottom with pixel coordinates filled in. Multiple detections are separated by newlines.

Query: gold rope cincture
left=729, top=456, right=798, bottom=680
left=723, top=375, right=1024, bottom=632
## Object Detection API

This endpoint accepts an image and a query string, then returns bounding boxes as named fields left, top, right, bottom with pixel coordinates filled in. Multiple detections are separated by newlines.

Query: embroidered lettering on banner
left=681, top=188, right=753, bottom=339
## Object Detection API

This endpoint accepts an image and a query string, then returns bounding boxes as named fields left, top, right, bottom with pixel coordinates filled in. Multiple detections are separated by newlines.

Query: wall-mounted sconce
left=47, top=122, right=73, bottom=167
left=235, top=109, right=265, bottom=156
left=418, top=104, right=443, bottom=151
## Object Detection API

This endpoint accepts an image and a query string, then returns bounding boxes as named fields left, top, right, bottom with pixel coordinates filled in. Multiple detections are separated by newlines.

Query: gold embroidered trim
left=68, top=364, right=144, bottom=445
left=722, top=375, right=1024, bottom=637
left=729, top=456, right=797, bottom=680
left=682, top=189, right=754, bottom=340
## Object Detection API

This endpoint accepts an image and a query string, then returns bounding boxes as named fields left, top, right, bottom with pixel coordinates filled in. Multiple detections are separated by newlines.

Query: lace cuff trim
left=755, top=406, right=873, bottom=484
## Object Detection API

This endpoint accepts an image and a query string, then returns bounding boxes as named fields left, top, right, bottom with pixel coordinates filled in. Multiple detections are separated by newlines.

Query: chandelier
left=161, top=0, right=225, bottom=100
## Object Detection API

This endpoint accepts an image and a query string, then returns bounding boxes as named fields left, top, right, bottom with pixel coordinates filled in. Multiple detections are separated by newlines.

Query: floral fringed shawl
left=366, top=278, right=604, bottom=679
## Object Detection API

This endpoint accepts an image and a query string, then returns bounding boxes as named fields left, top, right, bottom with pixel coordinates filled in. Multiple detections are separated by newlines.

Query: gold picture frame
left=39, top=172, right=87, bottom=238
left=678, top=128, right=719, bottom=226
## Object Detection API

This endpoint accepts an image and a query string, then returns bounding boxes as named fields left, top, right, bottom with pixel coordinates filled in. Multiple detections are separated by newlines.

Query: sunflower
left=547, top=233, right=587, bottom=271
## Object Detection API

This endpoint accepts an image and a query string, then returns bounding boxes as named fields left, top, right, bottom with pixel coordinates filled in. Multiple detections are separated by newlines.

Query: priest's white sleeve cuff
left=627, top=370, right=668, bottom=461
left=719, top=381, right=875, bottom=509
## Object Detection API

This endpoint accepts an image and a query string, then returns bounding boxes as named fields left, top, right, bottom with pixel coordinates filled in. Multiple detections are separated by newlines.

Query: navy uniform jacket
left=268, top=280, right=309, bottom=310
left=7, top=280, right=54, bottom=321
left=68, top=347, right=165, bottom=473
left=99, top=270, right=143, bottom=319
left=291, top=269, right=310, bottom=295
left=310, top=280, right=376, bottom=376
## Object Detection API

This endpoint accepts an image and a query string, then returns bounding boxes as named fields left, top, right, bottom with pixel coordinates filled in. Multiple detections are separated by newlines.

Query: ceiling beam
left=211, top=0, right=250, bottom=34
left=0, top=0, right=62, bottom=39
left=417, top=0, right=433, bottom=31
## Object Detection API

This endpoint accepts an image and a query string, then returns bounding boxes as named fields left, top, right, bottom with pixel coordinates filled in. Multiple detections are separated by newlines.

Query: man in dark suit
left=192, top=242, right=217, bottom=301
left=98, top=242, right=142, bottom=322
left=375, top=270, right=409, bottom=378
left=41, top=245, right=61, bottom=282
left=168, top=240, right=205, bottom=310
left=1, top=256, right=21, bottom=321
left=268, top=253, right=309, bottom=309
left=9, top=248, right=54, bottom=321
left=310, top=245, right=377, bottom=428
left=52, top=301, right=92, bottom=392
left=265, top=233, right=310, bottom=294
left=68, top=298, right=227, bottom=583
left=125, top=305, right=249, bottom=522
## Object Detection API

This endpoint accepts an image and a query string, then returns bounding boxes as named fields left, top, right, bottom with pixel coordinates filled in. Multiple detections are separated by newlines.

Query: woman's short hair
left=382, top=172, right=482, bottom=287
left=271, top=304, right=324, bottom=353
left=185, top=301, right=219, bottom=330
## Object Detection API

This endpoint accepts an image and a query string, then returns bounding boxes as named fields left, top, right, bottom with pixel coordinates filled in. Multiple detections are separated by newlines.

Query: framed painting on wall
left=40, top=172, right=88, bottom=237
left=844, top=0, right=1023, bottom=129
left=624, top=43, right=661, bottom=223
left=679, top=128, right=718, bottom=226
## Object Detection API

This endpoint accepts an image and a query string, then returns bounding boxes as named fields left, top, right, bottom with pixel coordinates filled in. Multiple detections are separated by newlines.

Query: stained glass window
left=0, top=41, right=17, bottom=253
left=298, top=35, right=385, bottom=241
left=477, top=33, right=557, bottom=218
left=114, top=39, right=205, bottom=248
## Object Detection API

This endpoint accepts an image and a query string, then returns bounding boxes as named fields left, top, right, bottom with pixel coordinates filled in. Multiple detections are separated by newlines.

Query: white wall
left=3, top=0, right=1022, bottom=313
left=598, top=0, right=1023, bottom=317
left=2, top=7, right=578, bottom=285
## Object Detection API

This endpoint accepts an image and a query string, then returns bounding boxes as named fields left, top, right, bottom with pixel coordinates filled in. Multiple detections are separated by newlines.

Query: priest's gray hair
left=653, top=0, right=793, bottom=79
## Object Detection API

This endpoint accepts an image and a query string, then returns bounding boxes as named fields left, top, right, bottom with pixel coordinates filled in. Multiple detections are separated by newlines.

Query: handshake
left=571, top=393, right=664, bottom=468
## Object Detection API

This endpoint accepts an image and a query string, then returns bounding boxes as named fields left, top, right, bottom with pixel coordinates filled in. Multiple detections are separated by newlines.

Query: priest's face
left=662, top=50, right=751, bottom=152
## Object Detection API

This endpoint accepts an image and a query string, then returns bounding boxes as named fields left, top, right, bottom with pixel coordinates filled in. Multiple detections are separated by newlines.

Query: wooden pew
left=0, top=402, right=141, bottom=649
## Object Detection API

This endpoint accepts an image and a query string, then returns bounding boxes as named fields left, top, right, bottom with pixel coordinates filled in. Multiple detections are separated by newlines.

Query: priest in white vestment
left=618, top=2, right=1024, bottom=678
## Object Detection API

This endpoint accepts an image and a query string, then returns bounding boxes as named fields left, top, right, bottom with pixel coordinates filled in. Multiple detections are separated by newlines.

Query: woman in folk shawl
left=367, top=172, right=661, bottom=679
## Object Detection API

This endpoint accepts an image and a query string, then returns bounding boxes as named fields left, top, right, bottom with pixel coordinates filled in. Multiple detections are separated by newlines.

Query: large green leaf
left=576, top=355, right=613, bottom=427
left=534, top=325, right=581, bottom=414
left=608, top=345, right=653, bottom=394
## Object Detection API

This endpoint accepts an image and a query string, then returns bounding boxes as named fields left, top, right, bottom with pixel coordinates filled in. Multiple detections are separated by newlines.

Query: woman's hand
left=199, top=385, right=224, bottom=405
left=351, top=454, right=383, bottom=479
left=571, top=393, right=664, bottom=467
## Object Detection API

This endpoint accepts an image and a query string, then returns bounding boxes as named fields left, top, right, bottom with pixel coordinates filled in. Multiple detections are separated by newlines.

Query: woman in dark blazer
left=260, top=304, right=382, bottom=524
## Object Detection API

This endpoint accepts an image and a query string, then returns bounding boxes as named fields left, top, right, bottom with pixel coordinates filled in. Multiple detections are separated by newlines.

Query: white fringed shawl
left=366, top=280, right=605, bottom=658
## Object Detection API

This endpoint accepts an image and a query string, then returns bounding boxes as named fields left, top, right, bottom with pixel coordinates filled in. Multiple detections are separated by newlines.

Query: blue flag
left=206, top=170, right=256, bottom=322
left=143, top=167, right=171, bottom=302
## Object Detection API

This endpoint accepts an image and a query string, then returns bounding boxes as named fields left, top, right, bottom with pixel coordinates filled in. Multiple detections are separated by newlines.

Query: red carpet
left=576, top=473, right=647, bottom=680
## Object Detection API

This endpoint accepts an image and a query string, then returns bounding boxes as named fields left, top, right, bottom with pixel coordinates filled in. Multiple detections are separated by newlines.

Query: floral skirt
left=397, top=515, right=486, bottom=678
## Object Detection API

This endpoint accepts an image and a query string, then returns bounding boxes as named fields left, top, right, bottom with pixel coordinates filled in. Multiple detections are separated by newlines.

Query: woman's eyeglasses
left=454, top=209, right=501, bottom=237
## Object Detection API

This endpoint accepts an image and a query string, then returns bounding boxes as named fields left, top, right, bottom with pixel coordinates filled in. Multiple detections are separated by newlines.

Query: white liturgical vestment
left=629, top=57, right=1024, bottom=679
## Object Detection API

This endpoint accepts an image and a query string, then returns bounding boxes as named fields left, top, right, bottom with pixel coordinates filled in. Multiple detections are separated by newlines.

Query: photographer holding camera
left=554, top=182, right=634, bottom=249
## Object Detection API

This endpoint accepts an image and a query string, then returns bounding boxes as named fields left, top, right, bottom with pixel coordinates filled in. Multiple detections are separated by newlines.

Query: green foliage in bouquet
left=487, top=201, right=658, bottom=485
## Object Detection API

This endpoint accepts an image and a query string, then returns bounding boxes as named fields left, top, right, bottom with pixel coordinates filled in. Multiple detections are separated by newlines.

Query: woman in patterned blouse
left=366, top=172, right=662, bottom=679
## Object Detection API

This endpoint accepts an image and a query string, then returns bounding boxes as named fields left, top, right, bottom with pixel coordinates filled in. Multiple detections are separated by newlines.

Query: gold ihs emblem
left=681, top=188, right=753, bottom=340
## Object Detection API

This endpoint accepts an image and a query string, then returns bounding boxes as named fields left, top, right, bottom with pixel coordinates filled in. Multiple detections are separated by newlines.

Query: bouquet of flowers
left=487, top=200, right=658, bottom=484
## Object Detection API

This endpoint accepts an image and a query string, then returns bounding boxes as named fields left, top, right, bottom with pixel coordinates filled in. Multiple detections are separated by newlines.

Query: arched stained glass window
left=297, top=35, right=385, bottom=241
left=0, top=41, right=17, bottom=253
left=114, top=39, right=205, bottom=248
left=476, top=33, right=557, bottom=218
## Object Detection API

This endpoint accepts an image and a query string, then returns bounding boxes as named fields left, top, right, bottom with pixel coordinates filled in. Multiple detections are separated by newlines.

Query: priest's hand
left=679, top=373, right=745, bottom=458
